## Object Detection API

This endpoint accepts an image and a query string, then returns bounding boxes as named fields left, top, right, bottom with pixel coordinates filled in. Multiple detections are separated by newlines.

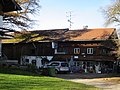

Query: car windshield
left=61, top=63, right=69, bottom=67
left=50, top=63, right=59, bottom=66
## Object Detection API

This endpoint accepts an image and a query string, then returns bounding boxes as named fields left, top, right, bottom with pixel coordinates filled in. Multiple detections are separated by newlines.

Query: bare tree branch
left=3, top=0, right=41, bottom=31
left=102, top=0, right=120, bottom=26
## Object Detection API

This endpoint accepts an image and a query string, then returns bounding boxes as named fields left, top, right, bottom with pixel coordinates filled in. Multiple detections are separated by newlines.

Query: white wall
left=0, top=16, right=3, bottom=28
left=21, top=56, right=53, bottom=68
left=0, top=15, right=3, bottom=57
left=21, top=56, right=42, bottom=68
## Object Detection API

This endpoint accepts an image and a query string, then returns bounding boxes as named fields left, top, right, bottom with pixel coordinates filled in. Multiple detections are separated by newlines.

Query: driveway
left=56, top=73, right=120, bottom=90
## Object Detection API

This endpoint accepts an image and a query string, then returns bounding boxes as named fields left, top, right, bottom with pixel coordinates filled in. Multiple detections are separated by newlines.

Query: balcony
left=54, top=49, right=66, bottom=54
left=55, top=52, right=66, bottom=54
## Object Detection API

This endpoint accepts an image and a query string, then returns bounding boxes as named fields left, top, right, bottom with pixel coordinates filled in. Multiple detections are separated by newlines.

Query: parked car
left=47, top=61, right=70, bottom=73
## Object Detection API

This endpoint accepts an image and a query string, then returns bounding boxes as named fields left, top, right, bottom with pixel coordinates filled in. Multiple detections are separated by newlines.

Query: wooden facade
left=2, top=40, right=115, bottom=62
left=54, top=40, right=115, bottom=61
left=2, top=42, right=54, bottom=60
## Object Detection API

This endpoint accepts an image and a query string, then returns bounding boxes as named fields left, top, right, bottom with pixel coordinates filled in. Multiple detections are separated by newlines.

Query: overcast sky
left=32, top=0, right=113, bottom=30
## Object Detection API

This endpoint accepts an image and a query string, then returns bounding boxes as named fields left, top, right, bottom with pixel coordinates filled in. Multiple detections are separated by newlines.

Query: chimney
left=83, top=25, right=88, bottom=30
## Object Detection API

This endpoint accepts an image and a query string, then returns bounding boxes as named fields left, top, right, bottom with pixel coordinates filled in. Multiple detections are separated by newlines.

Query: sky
left=32, top=0, right=113, bottom=30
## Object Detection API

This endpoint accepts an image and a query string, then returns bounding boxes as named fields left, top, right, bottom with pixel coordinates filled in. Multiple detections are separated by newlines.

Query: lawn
left=0, top=73, right=100, bottom=90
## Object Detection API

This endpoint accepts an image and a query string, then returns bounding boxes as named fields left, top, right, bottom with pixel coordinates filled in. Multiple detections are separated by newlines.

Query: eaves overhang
left=0, top=0, right=22, bottom=12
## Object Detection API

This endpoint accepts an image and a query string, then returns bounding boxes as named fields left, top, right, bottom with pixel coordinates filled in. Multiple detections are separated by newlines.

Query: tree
left=102, top=0, right=120, bottom=26
left=102, top=0, right=120, bottom=62
left=3, top=0, right=40, bottom=30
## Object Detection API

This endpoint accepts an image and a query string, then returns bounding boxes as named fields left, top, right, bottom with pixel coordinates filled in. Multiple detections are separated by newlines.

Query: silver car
left=47, top=61, right=70, bottom=73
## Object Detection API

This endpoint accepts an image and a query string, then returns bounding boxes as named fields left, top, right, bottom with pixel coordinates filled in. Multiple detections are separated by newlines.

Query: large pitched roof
left=2, top=28, right=116, bottom=43
left=31, top=28, right=115, bottom=41
left=69, top=28, right=115, bottom=40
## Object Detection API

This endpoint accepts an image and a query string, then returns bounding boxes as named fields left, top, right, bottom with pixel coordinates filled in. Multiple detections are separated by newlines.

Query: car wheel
left=55, top=69, right=58, bottom=74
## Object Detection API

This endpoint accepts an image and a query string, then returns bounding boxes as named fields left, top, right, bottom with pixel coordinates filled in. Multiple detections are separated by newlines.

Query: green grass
left=0, top=67, right=100, bottom=90
left=0, top=73, right=100, bottom=90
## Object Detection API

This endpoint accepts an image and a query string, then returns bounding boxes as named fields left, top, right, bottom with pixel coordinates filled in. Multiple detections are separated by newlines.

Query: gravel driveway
left=56, top=73, right=120, bottom=90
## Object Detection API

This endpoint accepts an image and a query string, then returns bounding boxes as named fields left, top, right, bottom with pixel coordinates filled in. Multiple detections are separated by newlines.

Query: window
left=52, top=42, right=58, bottom=49
left=102, top=49, right=107, bottom=55
left=74, top=48, right=80, bottom=54
left=32, top=60, right=36, bottom=65
left=87, top=48, right=93, bottom=54
left=25, top=59, right=29, bottom=63
left=50, top=63, right=59, bottom=66
left=61, top=63, right=69, bottom=67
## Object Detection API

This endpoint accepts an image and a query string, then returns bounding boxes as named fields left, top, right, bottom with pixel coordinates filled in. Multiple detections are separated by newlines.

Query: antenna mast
left=66, top=11, right=73, bottom=29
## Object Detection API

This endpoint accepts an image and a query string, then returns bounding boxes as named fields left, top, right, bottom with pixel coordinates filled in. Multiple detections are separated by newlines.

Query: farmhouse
left=2, top=28, right=118, bottom=73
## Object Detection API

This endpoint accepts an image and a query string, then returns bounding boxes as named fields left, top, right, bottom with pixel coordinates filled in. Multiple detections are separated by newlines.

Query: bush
left=0, top=65, right=41, bottom=76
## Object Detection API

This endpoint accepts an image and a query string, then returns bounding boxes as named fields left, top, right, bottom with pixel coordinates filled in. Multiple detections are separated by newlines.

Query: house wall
left=0, top=15, right=3, bottom=57
left=2, top=40, right=116, bottom=62
left=54, top=40, right=115, bottom=61
left=21, top=56, right=42, bottom=68
left=2, top=42, right=54, bottom=61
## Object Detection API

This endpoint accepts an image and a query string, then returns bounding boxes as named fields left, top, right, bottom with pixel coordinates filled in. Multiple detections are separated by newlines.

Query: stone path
left=56, top=73, right=120, bottom=90
left=69, top=78, right=120, bottom=90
